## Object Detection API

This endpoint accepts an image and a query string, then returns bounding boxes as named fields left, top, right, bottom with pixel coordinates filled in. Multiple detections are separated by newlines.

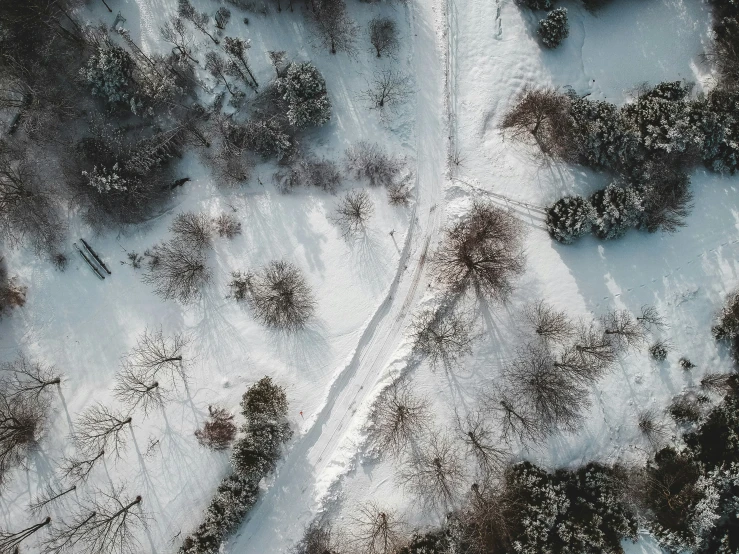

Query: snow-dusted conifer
left=537, top=8, right=569, bottom=49
left=546, top=195, right=595, bottom=243
left=276, top=62, right=331, bottom=128
left=589, top=183, right=643, bottom=240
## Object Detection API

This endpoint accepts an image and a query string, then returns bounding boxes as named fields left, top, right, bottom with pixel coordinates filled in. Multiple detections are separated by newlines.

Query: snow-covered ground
left=1, top=0, right=738, bottom=552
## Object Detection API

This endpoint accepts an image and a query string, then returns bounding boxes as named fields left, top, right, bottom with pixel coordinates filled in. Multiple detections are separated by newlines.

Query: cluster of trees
left=181, top=377, right=292, bottom=553
left=500, top=81, right=739, bottom=243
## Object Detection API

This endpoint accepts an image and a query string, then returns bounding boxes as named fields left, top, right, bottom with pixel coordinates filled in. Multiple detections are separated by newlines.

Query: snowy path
left=227, top=0, right=447, bottom=551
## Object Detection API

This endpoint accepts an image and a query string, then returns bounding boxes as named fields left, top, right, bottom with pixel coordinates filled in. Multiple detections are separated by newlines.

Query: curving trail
left=227, top=0, right=448, bottom=551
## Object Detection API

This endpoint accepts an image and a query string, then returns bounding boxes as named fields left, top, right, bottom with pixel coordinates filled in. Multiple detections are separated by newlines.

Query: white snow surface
left=1, top=0, right=738, bottom=552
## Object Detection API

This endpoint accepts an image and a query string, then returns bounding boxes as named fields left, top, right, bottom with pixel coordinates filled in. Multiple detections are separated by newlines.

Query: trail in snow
left=227, top=0, right=447, bottom=551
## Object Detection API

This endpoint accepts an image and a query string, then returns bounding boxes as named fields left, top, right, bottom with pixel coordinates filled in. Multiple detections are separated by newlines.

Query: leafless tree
left=293, top=520, right=342, bottom=554
left=214, top=213, right=242, bottom=238
left=194, top=405, right=237, bottom=450
left=458, top=480, right=514, bottom=554
left=409, top=307, right=476, bottom=368
left=142, top=240, right=211, bottom=304
left=366, top=381, right=429, bottom=458
left=349, top=502, right=406, bottom=554
left=242, top=260, right=316, bottom=331
left=205, top=52, right=240, bottom=97
left=214, top=6, right=231, bottom=29
left=73, top=405, right=131, bottom=459
left=362, top=70, right=412, bottom=111
left=487, top=386, right=544, bottom=444
left=572, top=322, right=617, bottom=372
left=113, top=367, right=165, bottom=416
left=700, top=372, right=734, bottom=394
left=223, top=37, right=259, bottom=91
left=170, top=212, right=213, bottom=251
left=61, top=450, right=105, bottom=483
left=600, top=309, right=647, bottom=351
left=522, top=300, right=573, bottom=344
left=431, top=201, right=525, bottom=301
left=345, top=142, right=402, bottom=188
left=458, top=411, right=509, bottom=475
left=0, top=144, right=64, bottom=253
left=0, top=258, right=26, bottom=316
left=503, top=343, right=588, bottom=434
left=368, top=17, right=399, bottom=58
left=125, top=328, right=189, bottom=387
left=30, top=483, right=77, bottom=514
left=400, top=433, right=465, bottom=509
left=0, top=392, right=47, bottom=489
left=638, top=409, right=668, bottom=449
left=552, top=345, right=603, bottom=385
left=334, top=190, right=374, bottom=237
left=43, top=489, right=145, bottom=554
left=311, top=0, right=358, bottom=54
left=0, top=517, right=51, bottom=553
left=636, top=305, right=665, bottom=330
left=178, top=0, right=219, bottom=44
left=500, top=87, right=574, bottom=159
left=0, top=356, right=60, bottom=401
left=160, top=18, right=198, bottom=64
left=387, top=180, right=412, bottom=206
left=668, top=393, right=704, bottom=424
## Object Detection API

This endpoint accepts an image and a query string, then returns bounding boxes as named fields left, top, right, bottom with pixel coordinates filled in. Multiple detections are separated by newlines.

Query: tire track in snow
left=226, top=0, right=448, bottom=551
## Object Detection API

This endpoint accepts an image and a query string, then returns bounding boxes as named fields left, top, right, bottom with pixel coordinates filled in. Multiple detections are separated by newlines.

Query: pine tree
left=276, top=62, right=331, bottom=128
left=537, top=8, right=569, bottom=49
left=546, top=195, right=595, bottom=243
left=589, top=183, right=643, bottom=240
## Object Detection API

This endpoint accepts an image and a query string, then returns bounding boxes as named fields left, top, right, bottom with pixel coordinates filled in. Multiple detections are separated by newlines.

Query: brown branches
left=349, top=503, right=406, bottom=554
left=194, top=405, right=236, bottom=450
left=431, top=201, right=525, bottom=301
left=113, top=367, right=165, bottom=416
left=409, top=307, right=475, bottom=368
left=458, top=411, right=509, bottom=475
left=362, top=70, right=411, bottom=111
left=400, top=434, right=465, bottom=509
left=73, top=405, right=131, bottom=459
left=333, top=190, right=374, bottom=237
left=366, top=381, right=430, bottom=458
left=0, top=355, right=60, bottom=401
left=170, top=211, right=212, bottom=250
left=61, top=449, right=105, bottom=483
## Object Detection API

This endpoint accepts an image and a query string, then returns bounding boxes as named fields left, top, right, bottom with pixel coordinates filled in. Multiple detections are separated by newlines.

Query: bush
left=537, top=8, right=569, bottom=49
left=276, top=62, right=331, bottom=129
left=589, top=183, right=643, bottom=240
left=649, top=340, right=669, bottom=361
left=195, top=406, right=237, bottom=450
left=546, top=195, right=595, bottom=243
left=345, top=142, right=402, bottom=188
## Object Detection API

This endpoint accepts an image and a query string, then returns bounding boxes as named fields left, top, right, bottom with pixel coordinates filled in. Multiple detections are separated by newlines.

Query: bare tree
left=0, top=356, right=60, bottom=401
left=194, top=405, right=237, bottom=450
left=240, top=260, right=316, bottom=331
left=160, top=18, right=198, bottom=64
left=43, top=489, right=145, bottom=554
left=333, top=190, right=374, bottom=237
left=409, top=307, right=476, bottom=368
left=214, top=213, right=242, bottom=238
left=638, top=409, right=667, bottom=449
left=345, top=142, right=402, bottom=188
left=293, top=520, right=342, bottom=554
left=214, top=6, right=231, bottom=29
left=400, top=433, right=465, bottom=509
left=366, top=381, right=429, bottom=458
left=700, top=372, right=734, bottom=394
left=552, top=345, right=603, bottom=385
left=61, top=450, right=105, bottom=483
left=522, top=300, right=573, bottom=344
left=205, top=52, right=240, bottom=97
left=125, top=329, right=189, bottom=387
left=223, top=37, right=259, bottom=91
left=368, top=17, right=399, bottom=58
left=0, top=392, right=47, bottom=489
left=636, top=305, right=665, bottom=330
left=30, top=483, right=77, bottom=515
left=113, top=367, right=165, bottom=416
left=459, top=480, right=513, bottom=554
left=649, top=339, right=670, bottom=361
left=311, top=0, right=358, bottom=54
left=74, top=405, right=131, bottom=458
left=0, top=517, right=51, bottom=553
left=503, top=343, right=588, bottom=434
left=500, top=87, right=573, bottom=158
left=600, top=309, right=647, bottom=351
left=178, top=0, right=219, bottom=44
left=142, top=240, right=211, bottom=304
left=431, top=201, right=525, bottom=301
left=572, top=322, right=617, bottom=372
left=387, top=180, right=412, bottom=206
left=486, top=386, right=544, bottom=444
left=458, top=411, right=509, bottom=475
left=362, top=70, right=412, bottom=111
left=170, top=211, right=212, bottom=250
left=349, top=502, right=406, bottom=554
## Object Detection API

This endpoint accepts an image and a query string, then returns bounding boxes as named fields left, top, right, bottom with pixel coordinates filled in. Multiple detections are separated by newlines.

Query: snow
left=1, top=0, right=738, bottom=552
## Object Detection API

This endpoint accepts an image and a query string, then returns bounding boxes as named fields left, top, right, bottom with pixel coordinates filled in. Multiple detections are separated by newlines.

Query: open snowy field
left=1, top=0, right=738, bottom=552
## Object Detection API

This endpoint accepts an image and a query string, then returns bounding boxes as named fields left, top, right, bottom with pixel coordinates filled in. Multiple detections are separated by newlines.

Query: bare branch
left=73, top=405, right=131, bottom=458
left=366, top=381, right=430, bottom=458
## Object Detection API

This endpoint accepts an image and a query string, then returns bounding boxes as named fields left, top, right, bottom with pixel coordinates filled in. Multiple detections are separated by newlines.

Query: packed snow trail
left=227, top=0, right=447, bottom=551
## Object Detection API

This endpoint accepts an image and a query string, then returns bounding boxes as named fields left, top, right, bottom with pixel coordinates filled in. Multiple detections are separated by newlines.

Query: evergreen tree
left=537, top=8, right=569, bottom=49
left=83, top=42, right=135, bottom=109
left=589, top=183, right=643, bottom=240
left=276, top=62, right=331, bottom=129
left=546, top=195, right=595, bottom=243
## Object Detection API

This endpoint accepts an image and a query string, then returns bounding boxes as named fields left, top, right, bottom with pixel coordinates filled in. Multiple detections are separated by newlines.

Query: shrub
left=214, top=213, right=242, bottom=238
left=195, top=406, right=237, bottom=450
left=546, top=195, right=595, bottom=243
left=589, top=183, right=643, bottom=240
left=537, top=8, right=569, bottom=49
left=650, top=340, right=669, bottom=361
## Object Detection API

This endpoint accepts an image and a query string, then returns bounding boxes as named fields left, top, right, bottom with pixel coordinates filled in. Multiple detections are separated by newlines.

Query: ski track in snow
left=228, top=0, right=447, bottom=551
